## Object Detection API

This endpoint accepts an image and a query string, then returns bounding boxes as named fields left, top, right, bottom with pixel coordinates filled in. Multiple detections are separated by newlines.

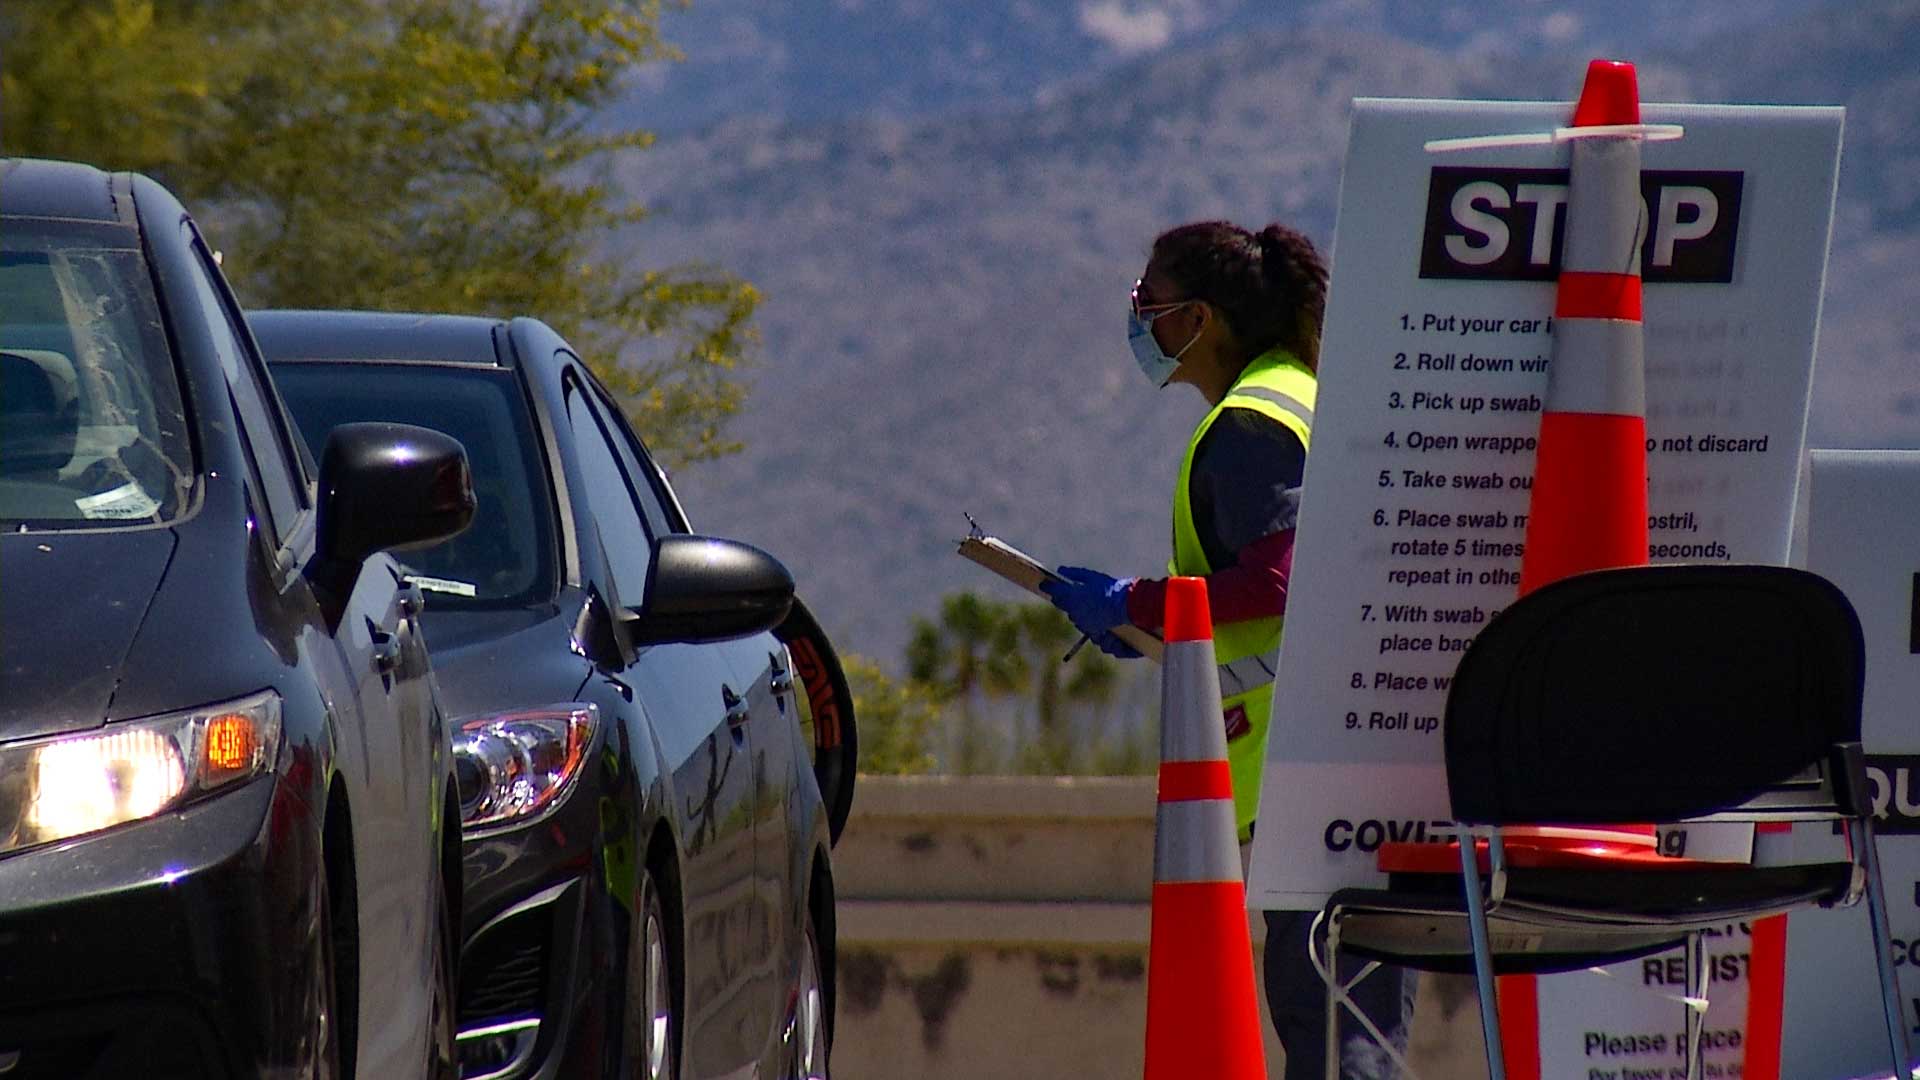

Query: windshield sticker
left=75, top=481, right=160, bottom=520
left=408, top=575, right=478, bottom=598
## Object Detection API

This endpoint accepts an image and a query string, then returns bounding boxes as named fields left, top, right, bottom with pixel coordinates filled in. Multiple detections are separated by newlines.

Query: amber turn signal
left=203, top=713, right=258, bottom=773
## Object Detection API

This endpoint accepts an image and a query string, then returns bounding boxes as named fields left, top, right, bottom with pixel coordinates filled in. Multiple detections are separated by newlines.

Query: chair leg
left=1321, top=915, right=1340, bottom=1080
left=1854, top=818, right=1915, bottom=1076
left=1682, top=931, right=1708, bottom=1080
left=1309, top=910, right=1422, bottom=1080
left=1459, top=831, right=1509, bottom=1080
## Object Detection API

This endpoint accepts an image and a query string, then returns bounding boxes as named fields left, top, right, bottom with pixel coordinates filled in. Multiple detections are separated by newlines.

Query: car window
left=177, top=225, right=303, bottom=538
left=573, top=361, right=677, bottom=536
left=273, top=361, right=560, bottom=608
left=562, top=368, right=655, bottom=607
left=0, top=217, right=194, bottom=528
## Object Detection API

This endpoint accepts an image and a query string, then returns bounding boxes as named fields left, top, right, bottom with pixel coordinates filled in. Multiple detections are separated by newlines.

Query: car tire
left=774, top=597, right=857, bottom=846
left=426, top=874, right=459, bottom=1080
left=784, top=906, right=831, bottom=1080
left=626, top=864, right=680, bottom=1079
left=313, top=867, right=344, bottom=1080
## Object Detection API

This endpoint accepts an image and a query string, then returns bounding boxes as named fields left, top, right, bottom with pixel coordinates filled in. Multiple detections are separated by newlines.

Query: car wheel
left=312, top=868, right=344, bottom=1080
left=784, top=910, right=830, bottom=1080
left=775, top=597, right=857, bottom=847
left=627, top=866, right=679, bottom=1079
left=426, top=875, right=459, bottom=1080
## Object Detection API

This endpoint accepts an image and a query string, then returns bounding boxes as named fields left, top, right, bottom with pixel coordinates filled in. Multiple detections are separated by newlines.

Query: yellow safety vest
left=1170, top=348, right=1316, bottom=840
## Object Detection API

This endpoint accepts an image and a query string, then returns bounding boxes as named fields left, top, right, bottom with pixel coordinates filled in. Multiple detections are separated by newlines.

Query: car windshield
left=0, top=218, right=195, bottom=528
left=271, top=362, right=558, bottom=608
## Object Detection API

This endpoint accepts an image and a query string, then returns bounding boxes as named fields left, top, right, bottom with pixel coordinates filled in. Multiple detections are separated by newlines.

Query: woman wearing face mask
left=1040, top=219, right=1409, bottom=1079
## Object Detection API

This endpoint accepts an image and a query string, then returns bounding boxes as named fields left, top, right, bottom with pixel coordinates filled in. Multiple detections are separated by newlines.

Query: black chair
left=1312, top=564, right=1912, bottom=1080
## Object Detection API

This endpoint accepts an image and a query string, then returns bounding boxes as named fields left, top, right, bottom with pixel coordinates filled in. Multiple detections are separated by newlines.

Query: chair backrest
left=1444, top=564, right=1866, bottom=826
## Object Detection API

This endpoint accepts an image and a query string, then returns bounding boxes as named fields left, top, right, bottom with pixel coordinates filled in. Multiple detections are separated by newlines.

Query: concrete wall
left=829, top=775, right=1485, bottom=1079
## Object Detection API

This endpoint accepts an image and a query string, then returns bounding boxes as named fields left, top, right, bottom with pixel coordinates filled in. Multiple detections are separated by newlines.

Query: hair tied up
left=1148, top=218, right=1329, bottom=373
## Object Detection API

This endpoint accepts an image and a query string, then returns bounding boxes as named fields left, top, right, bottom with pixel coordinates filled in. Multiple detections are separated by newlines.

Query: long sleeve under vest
left=1126, top=407, right=1305, bottom=630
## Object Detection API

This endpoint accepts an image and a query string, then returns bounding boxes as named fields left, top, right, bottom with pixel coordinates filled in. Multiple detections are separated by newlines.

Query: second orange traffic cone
left=1500, top=58, right=1659, bottom=1074
left=1143, top=577, right=1266, bottom=1080
left=1519, top=57, right=1651, bottom=594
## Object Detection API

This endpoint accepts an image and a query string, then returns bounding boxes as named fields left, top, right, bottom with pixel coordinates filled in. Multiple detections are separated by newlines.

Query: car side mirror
left=313, top=422, right=475, bottom=587
left=625, top=535, right=794, bottom=647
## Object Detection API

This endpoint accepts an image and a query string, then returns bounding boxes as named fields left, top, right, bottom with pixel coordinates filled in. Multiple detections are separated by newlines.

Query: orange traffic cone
left=1142, top=577, right=1266, bottom=1080
left=1519, top=57, right=1651, bottom=594
left=1508, top=61, right=1659, bottom=858
left=1501, top=58, right=1658, bottom=1073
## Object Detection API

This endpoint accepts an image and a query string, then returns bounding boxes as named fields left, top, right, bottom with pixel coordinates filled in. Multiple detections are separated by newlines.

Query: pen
left=1062, top=633, right=1090, bottom=663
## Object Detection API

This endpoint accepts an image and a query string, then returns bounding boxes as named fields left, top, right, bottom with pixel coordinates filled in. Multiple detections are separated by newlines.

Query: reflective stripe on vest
left=1223, top=385, right=1314, bottom=430
left=1219, top=649, right=1279, bottom=700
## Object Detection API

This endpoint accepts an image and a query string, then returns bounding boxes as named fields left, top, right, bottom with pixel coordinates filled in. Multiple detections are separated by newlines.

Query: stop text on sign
left=1420, top=167, right=1745, bottom=282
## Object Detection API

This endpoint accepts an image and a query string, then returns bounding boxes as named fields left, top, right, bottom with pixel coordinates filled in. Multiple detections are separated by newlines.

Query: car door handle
left=371, top=627, right=402, bottom=673
left=397, top=582, right=426, bottom=618
left=722, top=685, right=751, bottom=731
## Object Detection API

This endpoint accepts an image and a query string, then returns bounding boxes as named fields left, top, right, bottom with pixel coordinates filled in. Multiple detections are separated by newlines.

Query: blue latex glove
left=1089, top=629, right=1142, bottom=660
left=1040, top=565, right=1136, bottom=638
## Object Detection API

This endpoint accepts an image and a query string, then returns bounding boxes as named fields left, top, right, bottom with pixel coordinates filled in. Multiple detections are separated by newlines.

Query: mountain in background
left=629, top=0, right=1814, bottom=134
left=610, top=0, right=1920, bottom=666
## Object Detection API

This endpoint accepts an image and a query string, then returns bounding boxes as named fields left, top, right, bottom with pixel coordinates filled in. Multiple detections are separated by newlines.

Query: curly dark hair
left=1148, top=220, right=1329, bottom=373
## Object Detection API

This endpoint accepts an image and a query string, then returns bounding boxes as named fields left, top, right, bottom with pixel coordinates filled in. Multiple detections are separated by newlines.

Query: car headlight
left=453, top=704, right=597, bottom=831
left=0, top=690, right=282, bottom=856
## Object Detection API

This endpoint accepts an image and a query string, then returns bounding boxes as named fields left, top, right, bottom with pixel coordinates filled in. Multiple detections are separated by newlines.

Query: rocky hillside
left=611, top=1, right=1919, bottom=664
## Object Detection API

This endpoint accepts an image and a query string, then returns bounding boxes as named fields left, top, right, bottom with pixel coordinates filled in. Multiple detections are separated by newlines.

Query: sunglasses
left=1130, top=278, right=1191, bottom=323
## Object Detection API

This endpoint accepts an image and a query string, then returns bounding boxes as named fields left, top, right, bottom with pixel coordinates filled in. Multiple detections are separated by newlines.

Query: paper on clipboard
left=955, top=519, right=1164, bottom=663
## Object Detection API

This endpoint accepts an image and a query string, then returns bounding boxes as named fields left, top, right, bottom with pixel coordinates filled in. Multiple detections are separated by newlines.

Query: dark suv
left=0, top=161, right=470, bottom=1078
left=254, top=309, right=836, bottom=1080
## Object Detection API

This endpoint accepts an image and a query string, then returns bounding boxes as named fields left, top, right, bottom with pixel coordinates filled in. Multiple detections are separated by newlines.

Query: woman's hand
left=1040, top=565, right=1135, bottom=637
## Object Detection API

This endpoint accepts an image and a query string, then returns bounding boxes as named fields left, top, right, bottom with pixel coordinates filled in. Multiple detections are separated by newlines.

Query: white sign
left=1242, top=94, right=1843, bottom=1077
left=1247, top=96, right=1843, bottom=909
left=1778, top=450, right=1920, bottom=1079
left=1537, top=923, right=1762, bottom=1080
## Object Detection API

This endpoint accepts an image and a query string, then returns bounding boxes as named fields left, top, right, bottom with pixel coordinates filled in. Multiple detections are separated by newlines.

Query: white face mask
left=1128, top=305, right=1200, bottom=388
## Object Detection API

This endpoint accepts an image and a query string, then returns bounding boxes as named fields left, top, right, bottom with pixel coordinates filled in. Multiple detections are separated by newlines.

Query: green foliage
left=1, top=0, right=757, bottom=466
left=1007, top=603, right=1120, bottom=774
left=907, top=591, right=1027, bottom=773
left=843, top=655, right=937, bottom=776
left=906, top=591, right=1027, bottom=700
left=904, top=588, right=1137, bottom=775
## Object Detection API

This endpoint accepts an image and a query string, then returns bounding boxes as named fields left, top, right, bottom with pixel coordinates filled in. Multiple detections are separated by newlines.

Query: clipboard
left=956, top=517, right=1165, bottom=663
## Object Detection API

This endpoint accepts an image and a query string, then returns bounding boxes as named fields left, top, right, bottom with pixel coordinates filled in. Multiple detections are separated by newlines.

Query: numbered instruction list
left=1341, top=308, right=1768, bottom=745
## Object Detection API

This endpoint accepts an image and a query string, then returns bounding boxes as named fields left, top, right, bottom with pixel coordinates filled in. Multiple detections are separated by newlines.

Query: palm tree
left=1010, top=603, right=1119, bottom=773
left=903, top=591, right=1130, bottom=774
left=906, top=591, right=1028, bottom=773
